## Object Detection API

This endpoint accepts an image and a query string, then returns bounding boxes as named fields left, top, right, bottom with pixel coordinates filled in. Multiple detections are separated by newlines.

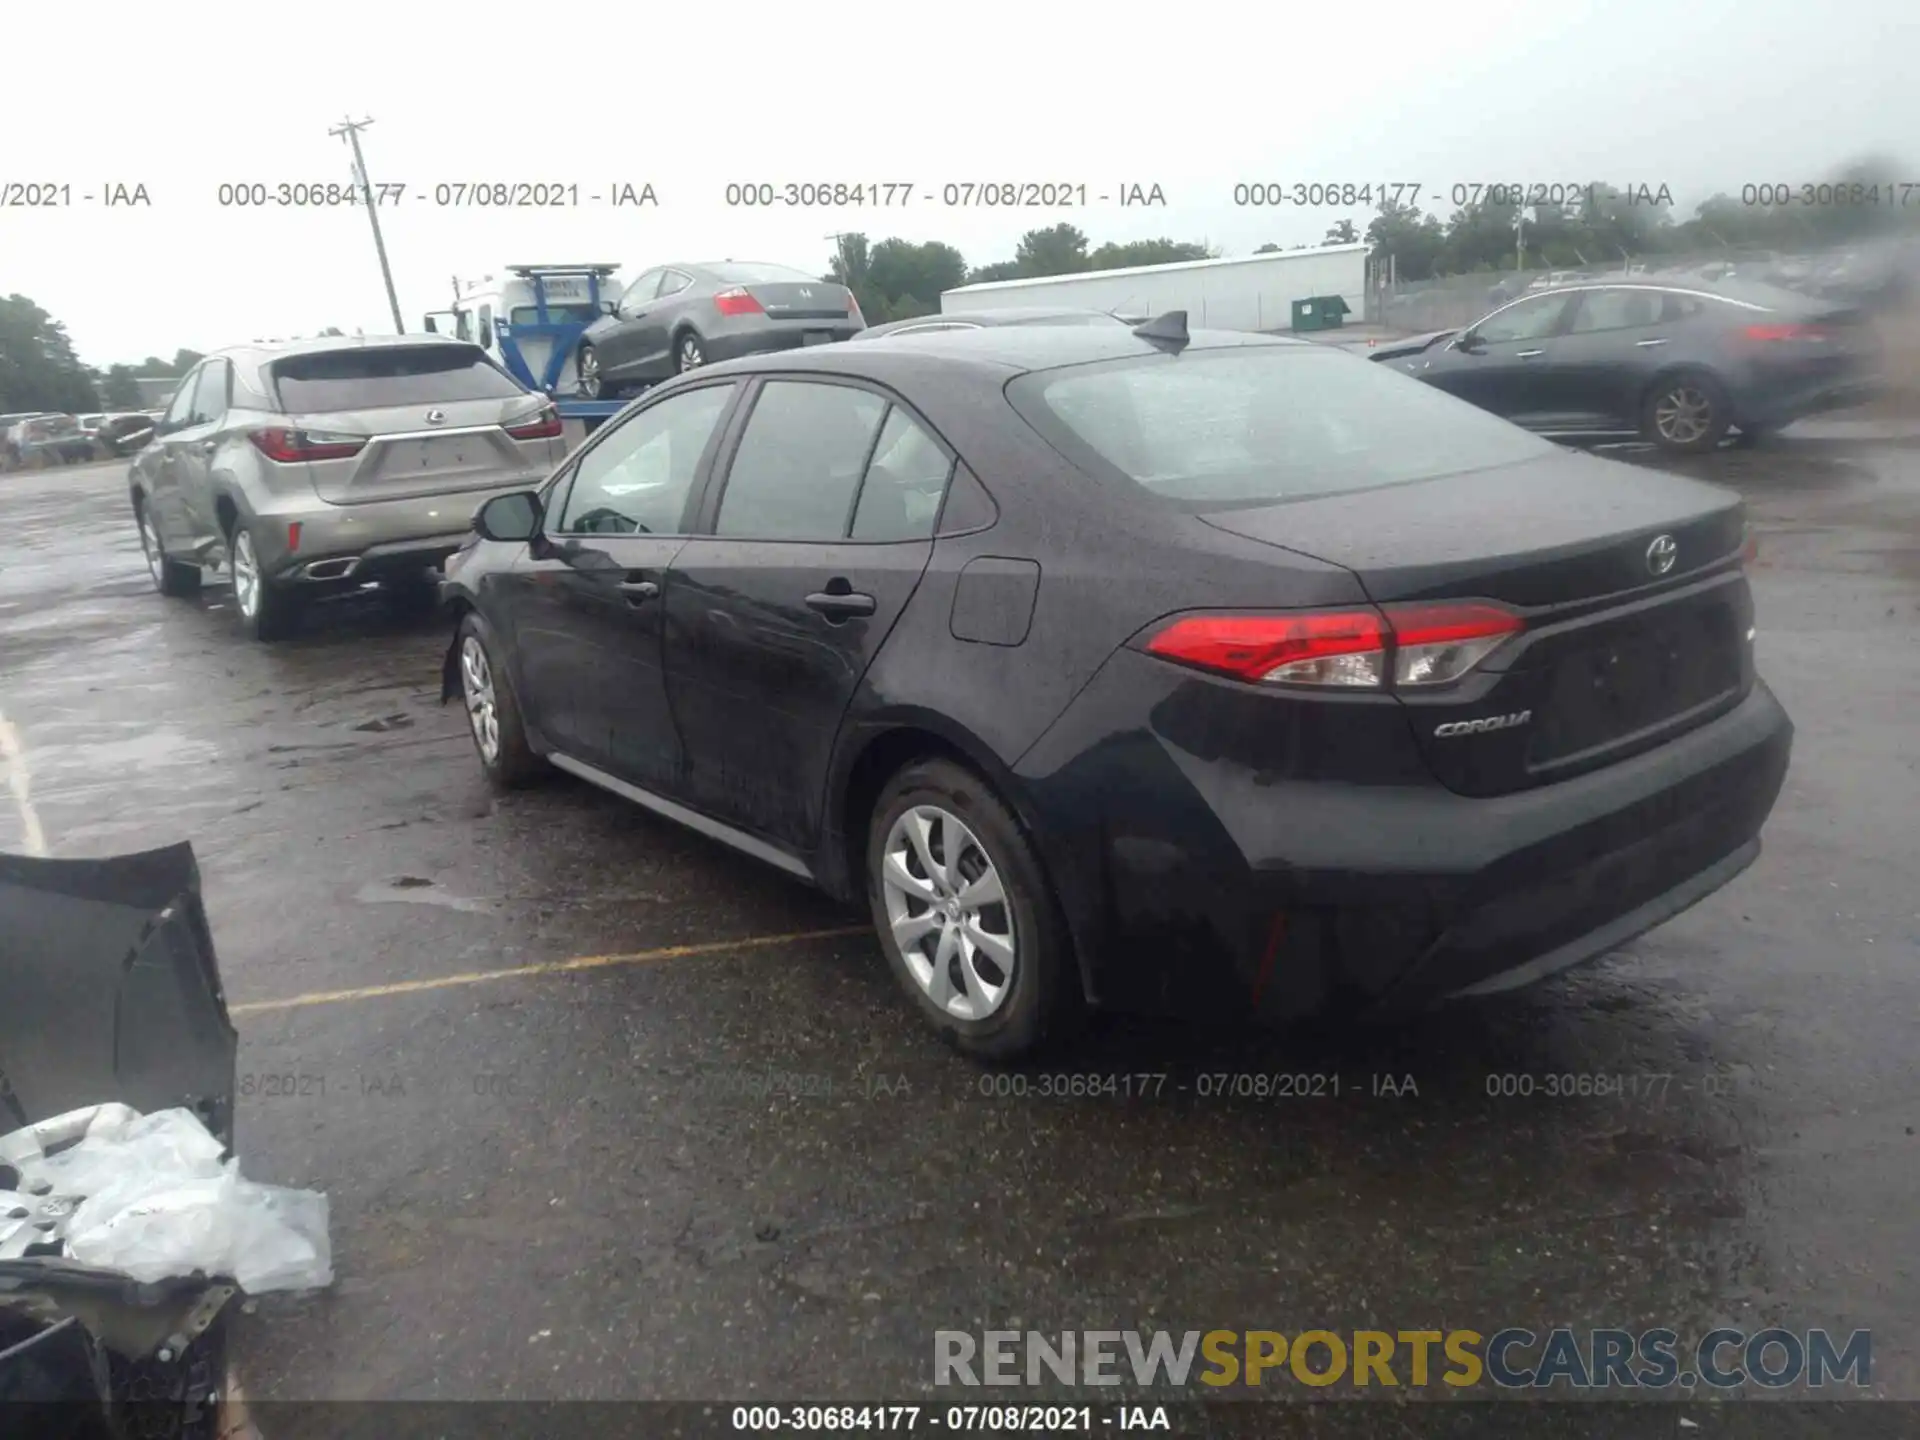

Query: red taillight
left=287, top=521, right=303, bottom=553
left=1144, top=602, right=1522, bottom=689
left=505, top=407, right=562, bottom=440
left=247, top=427, right=367, bottom=463
left=714, top=286, right=764, bottom=316
left=1744, top=323, right=1828, bottom=343
left=1740, top=522, right=1760, bottom=564
left=845, top=290, right=864, bottom=322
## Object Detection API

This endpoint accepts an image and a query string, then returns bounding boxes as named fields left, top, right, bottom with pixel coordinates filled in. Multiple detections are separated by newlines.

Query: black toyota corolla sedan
left=438, top=317, right=1793, bottom=1059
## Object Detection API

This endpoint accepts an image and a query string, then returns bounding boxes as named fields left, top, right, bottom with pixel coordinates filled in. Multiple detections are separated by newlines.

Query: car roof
left=696, top=324, right=1311, bottom=381
left=854, top=307, right=1125, bottom=339
left=1512, top=278, right=1816, bottom=313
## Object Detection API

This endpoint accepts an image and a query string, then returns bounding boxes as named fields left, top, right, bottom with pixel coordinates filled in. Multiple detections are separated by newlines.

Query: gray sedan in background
left=129, top=335, right=563, bottom=641
left=576, top=261, right=865, bottom=398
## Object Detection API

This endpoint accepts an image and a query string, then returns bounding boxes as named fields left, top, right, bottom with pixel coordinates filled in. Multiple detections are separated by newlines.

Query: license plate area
left=802, top=330, right=834, bottom=346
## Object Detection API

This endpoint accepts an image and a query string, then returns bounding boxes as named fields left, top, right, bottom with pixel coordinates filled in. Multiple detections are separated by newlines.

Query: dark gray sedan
left=1370, top=280, right=1881, bottom=452
left=577, top=261, right=865, bottom=398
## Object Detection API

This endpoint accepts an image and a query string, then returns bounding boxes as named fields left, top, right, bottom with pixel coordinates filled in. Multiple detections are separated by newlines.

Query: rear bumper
left=1020, top=660, right=1794, bottom=1022
left=705, top=321, right=860, bottom=364
left=244, top=483, right=531, bottom=581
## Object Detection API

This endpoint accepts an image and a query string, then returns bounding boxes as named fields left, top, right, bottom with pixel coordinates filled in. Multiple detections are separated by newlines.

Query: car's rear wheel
left=1643, top=371, right=1731, bottom=453
left=227, top=521, right=299, bottom=641
left=135, top=498, right=201, bottom=598
left=675, top=331, right=705, bottom=373
left=455, top=614, right=544, bottom=789
left=866, top=758, right=1077, bottom=1061
left=577, top=342, right=616, bottom=400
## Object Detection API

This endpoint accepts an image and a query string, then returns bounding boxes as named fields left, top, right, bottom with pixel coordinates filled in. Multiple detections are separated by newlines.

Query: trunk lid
left=1199, top=450, right=1754, bottom=795
left=742, top=282, right=855, bottom=321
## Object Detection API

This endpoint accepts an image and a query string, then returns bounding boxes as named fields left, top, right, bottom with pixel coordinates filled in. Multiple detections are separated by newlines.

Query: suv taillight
left=1144, top=602, right=1523, bottom=689
left=714, top=286, right=764, bottom=316
left=505, top=406, right=562, bottom=440
left=248, top=427, right=367, bottom=463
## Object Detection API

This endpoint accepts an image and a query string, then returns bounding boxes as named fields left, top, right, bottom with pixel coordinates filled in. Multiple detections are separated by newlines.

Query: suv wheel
left=228, top=522, right=299, bottom=641
left=455, top=613, right=544, bottom=788
left=867, top=758, right=1078, bottom=1061
left=135, top=499, right=201, bottom=598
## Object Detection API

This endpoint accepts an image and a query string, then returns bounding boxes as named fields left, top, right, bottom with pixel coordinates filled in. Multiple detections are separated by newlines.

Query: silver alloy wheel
left=880, top=804, right=1016, bottom=1021
left=136, top=507, right=163, bottom=588
left=678, top=335, right=703, bottom=371
left=231, top=528, right=260, bottom=617
left=1654, top=385, right=1713, bottom=445
left=578, top=344, right=602, bottom=398
left=459, top=635, right=501, bottom=763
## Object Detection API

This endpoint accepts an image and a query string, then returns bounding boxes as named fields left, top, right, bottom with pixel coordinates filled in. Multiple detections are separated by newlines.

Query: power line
left=329, top=117, right=406, bottom=333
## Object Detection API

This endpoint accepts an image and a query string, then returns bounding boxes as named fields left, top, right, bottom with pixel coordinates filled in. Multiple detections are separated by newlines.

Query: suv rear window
left=1008, top=345, right=1557, bottom=509
left=270, top=345, right=527, bottom=411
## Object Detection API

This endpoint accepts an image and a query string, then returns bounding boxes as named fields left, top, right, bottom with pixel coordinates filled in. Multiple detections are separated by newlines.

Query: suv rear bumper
left=244, top=484, right=533, bottom=581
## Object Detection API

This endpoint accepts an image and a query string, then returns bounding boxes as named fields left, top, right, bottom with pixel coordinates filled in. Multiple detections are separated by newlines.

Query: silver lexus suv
left=129, top=335, right=564, bottom=640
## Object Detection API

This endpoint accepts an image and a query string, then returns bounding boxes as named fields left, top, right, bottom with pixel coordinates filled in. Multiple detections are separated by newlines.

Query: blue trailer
left=424, top=264, right=630, bottom=433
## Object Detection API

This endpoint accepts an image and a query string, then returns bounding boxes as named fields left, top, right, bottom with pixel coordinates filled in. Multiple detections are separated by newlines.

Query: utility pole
left=329, top=117, right=405, bottom=333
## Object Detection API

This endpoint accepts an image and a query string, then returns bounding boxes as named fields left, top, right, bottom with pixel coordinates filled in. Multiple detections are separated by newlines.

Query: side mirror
left=473, top=491, right=542, bottom=543
left=600, top=299, right=618, bottom=316
left=423, top=316, right=439, bottom=334
left=1452, top=332, right=1483, bottom=353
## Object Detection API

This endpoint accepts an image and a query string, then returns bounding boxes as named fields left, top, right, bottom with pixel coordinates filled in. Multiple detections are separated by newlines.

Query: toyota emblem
left=425, top=409, right=447, bottom=425
left=1646, top=533, right=1678, bottom=575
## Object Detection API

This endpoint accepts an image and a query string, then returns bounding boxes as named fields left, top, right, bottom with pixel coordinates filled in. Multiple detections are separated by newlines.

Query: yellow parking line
left=228, top=925, right=869, bottom=1016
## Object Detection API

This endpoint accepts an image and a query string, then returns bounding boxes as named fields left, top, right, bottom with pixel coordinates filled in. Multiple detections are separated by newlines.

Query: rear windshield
left=706, top=262, right=817, bottom=284
left=270, top=345, right=527, bottom=411
left=1007, top=345, right=1557, bottom=509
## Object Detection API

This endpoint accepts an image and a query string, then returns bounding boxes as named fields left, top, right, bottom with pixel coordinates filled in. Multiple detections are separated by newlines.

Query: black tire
left=674, top=330, right=706, bottom=373
left=226, top=518, right=300, bottom=642
left=454, top=612, right=545, bottom=789
left=865, top=757, right=1079, bottom=1061
left=134, top=497, right=201, bottom=598
left=1642, top=370, right=1731, bottom=454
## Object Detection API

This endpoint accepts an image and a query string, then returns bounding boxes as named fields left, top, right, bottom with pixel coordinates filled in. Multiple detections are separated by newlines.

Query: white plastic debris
left=0, top=1104, right=332, bottom=1293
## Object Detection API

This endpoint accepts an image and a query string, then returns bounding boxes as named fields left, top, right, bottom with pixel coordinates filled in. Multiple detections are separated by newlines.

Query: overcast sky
left=8, top=0, right=1914, bottom=366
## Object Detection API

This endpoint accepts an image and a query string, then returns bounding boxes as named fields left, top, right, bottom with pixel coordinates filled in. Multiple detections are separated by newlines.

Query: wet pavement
left=0, top=431, right=1915, bottom=1406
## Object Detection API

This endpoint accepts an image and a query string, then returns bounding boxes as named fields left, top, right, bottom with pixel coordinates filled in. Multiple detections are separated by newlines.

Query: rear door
left=506, top=380, right=741, bottom=783
left=1428, top=292, right=1577, bottom=425
left=1537, top=287, right=1674, bottom=430
left=268, top=343, right=558, bottom=505
left=662, top=378, right=950, bottom=849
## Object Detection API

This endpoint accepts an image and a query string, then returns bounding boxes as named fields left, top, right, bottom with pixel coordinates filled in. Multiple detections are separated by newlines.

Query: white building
left=940, top=244, right=1369, bottom=332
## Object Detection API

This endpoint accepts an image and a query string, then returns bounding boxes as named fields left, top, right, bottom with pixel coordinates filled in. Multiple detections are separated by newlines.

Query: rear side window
left=1010, top=346, right=1559, bottom=509
left=851, top=408, right=953, bottom=541
left=270, top=346, right=526, bottom=411
left=715, top=382, right=888, bottom=540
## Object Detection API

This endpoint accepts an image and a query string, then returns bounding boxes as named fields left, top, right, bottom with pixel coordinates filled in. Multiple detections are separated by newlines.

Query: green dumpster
left=1289, top=295, right=1352, bottom=332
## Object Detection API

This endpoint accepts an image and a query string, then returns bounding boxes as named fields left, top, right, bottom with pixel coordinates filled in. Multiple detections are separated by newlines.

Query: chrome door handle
left=618, top=579, right=659, bottom=604
left=1517, top=349, right=1545, bottom=358
left=1635, top=338, right=1670, bottom=348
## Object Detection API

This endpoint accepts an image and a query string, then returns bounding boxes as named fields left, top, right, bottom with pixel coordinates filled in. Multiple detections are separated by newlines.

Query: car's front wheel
left=227, top=521, right=300, bottom=641
left=1643, top=371, right=1731, bottom=453
left=867, top=758, right=1078, bottom=1061
left=675, top=332, right=705, bottom=373
left=455, top=613, right=544, bottom=788
left=135, top=498, right=201, bottom=598
left=577, top=342, right=616, bottom=400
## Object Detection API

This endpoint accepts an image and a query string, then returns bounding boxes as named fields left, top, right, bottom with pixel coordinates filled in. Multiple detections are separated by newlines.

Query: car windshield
left=1008, top=344, right=1559, bottom=509
left=705, top=262, right=817, bottom=284
left=270, top=345, right=528, bottom=410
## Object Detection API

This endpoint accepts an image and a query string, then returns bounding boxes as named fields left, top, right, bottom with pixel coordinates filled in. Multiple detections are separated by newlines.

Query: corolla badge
left=1646, top=533, right=1678, bottom=575
left=425, top=409, right=447, bottom=425
left=1434, top=710, right=1531, bottom=738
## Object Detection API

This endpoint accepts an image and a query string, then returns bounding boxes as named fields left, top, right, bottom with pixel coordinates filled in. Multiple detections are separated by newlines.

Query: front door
left=1427, top=291, right=1576, bottom=426
left=136, top=372, right=203, bottom=549
left=600, top=268, right=665, bottom=382
left=525, top=379, right=742, bottom=787
left=663, top=379, right=952, bottom=850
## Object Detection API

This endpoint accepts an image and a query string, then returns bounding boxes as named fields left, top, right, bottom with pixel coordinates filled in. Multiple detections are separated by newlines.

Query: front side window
left=1474, top=295, right=1570, bottom=343
left=160, top=371, right=199, bottom=429
left=1010, top=345, right=1558, bottom=510
left=190, top=360, right=230, bottom=424
left=556, top=383, right=736, bottom=535
left=714, top=382, right=889, bottom=541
